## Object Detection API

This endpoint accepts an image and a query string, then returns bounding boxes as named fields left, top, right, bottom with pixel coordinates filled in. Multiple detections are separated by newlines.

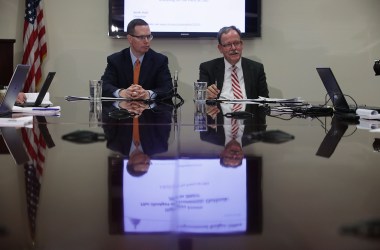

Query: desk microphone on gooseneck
left=173, top=70, right=178, bottom=96
left=173, top=71, right=179, bottom=124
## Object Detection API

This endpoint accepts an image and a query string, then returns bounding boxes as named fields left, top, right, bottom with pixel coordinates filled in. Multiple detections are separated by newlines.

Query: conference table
left=1, top=96, right=380, bottom=250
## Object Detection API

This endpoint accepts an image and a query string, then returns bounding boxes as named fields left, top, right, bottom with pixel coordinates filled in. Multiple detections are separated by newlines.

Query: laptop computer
left=17, top=72, right=56, bottom=107
left=0, top=64, right=30, bottom=117
left=0, top=127, right=30, bottom=165
left=316, top=67, right=380, bottom=112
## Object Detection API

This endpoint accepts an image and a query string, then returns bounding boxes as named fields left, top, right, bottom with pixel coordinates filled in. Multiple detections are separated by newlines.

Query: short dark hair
left=217, top=26, right=242, bottom=45
left=126, top=161, right=148, bottom=177
left=127, top=19, right=149, bottom=36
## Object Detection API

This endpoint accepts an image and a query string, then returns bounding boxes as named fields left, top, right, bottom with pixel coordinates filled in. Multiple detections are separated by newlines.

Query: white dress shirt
left=219, top=59, right=247, bottom=100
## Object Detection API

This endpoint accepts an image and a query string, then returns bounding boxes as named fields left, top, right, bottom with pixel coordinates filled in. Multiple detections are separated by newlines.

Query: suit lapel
left=124, top=48, right=134, bottom=86
left=138, top=50, right=152, bottom=87
left=241, top=58, right=252, bottom=98
left=215, top=58, right=225, bottom=91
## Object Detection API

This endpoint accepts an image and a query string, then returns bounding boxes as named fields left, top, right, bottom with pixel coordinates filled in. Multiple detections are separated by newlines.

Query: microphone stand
left=173, top=70, right=179, bottom=124
left=172, top=71, right=182, bottom=163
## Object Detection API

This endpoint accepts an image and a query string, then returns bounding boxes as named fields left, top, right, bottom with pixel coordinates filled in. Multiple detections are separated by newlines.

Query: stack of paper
left=256, top=96, right=305, bottom=103
left=25, top=92, right=53, bottom=105
left=0, top=116, right=33, bottom=127
left=12, top=106, right=61, bottom=116
left=223, top=96, right=305, bottom=104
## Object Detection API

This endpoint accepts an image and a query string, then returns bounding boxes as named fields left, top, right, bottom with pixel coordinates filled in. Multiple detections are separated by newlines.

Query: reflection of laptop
left=317, top=67, right=380, bottom=112
left=0, top=64, right=30, bottom=117
left=0, top=127, right=30, bottom=165
left=17, top=72, right=55, bottom=107
left=36, top=116, right=55, bottom=148
left=316, top=116, right=348, bottom=158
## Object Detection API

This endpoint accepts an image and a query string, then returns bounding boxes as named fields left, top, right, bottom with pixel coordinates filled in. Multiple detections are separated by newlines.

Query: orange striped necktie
left=133, top=59, right=141, bottom=85
left=133, top=117, right=140, bottom=147
left=132, top=59, right=141, bottom=147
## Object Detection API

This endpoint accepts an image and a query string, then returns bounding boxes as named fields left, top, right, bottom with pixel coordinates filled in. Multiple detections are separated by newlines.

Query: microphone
left=172, top=71, right=179, bottom=124
left=173, top=70, right=178, bottom=96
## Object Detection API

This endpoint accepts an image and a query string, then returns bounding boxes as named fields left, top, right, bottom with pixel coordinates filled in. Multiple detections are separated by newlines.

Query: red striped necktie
left=230, top=65, right=243, bottom=139
left=231, top=104, right=240, bottom=139
left=231, top=65, right=243, bottom=99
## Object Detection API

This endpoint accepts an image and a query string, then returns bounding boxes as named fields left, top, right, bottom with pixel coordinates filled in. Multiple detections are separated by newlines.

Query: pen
left=32, top=108, right=60, bottom=111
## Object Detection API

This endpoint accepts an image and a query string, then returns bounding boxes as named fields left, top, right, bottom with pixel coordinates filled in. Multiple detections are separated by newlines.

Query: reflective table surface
left=1, top=97, right=380, bottom=250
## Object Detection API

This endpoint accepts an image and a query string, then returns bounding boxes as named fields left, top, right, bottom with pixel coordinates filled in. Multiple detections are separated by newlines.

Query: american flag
left=22, top=0, right=47, bottom=92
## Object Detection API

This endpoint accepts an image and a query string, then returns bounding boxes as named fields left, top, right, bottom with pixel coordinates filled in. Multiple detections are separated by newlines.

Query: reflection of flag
left=22, top=124, right=47, bottom=173
left=24, top=163, right=41, bottom=240
left=22, top=0, right=47, bottom=92
left=21, top=121, right=47, bottom=241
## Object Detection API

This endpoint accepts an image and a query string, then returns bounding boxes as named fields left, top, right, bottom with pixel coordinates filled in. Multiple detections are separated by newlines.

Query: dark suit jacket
left=200, top=104, right=267, bottom=147
left=102, top=102, right=173, bottom=156
left=101, top=48, right=173, bottom=99
left=199, top=57, right=269, bottom=99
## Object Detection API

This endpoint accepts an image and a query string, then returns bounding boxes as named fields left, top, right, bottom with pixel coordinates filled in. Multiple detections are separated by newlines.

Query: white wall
left=1, top=0, right=380, bottom=104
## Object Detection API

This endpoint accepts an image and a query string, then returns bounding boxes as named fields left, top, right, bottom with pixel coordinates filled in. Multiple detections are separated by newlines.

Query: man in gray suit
left=199, top=26, right=269, bottom=99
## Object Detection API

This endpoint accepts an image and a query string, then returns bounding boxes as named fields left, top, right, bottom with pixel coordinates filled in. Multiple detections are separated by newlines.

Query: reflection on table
left=0, top=98, right=380, bottom=250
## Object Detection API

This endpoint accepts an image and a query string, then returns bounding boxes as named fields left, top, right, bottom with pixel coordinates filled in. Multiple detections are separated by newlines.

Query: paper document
left=356, top=109, right=380, bottom=120
left=256, top=96, right=305, bottom=103
left=220, top=96, right=305, bottom=104
left=25, top=92, right=53, bottom=105
left=0, top=116, right=33, bottom=127
left=12, top=106, right=61, bottom=116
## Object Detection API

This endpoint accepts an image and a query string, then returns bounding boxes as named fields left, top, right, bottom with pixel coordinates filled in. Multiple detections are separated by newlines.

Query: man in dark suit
left=101, top=19, right=173, bottom=100
left=200, top=104, right=267, bottom=167
left=102, top=101, right=173, bottom=176
left=199, top=26, right=269, bottom=100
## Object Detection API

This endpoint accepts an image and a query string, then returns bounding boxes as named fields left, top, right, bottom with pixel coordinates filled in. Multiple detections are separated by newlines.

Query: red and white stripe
left=21, top=122, right=46, bottom=181
left=22, top=0, right=47, bottom=92
left=231, top=65, right=243, bottom=99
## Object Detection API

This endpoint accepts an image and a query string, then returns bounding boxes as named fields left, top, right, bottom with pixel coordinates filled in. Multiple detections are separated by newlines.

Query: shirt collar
left=224, top=58, right=242, bottom=70
left=130, top=50, right=145, bottom=65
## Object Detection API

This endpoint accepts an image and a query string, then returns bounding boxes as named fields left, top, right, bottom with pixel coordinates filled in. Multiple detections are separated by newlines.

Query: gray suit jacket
left=199, top=57, right=269, bottom=99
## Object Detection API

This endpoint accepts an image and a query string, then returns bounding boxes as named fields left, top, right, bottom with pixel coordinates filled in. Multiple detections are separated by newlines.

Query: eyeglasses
left=220, top=41, right=242, bottom=49
left=129, top=34, right=154, bottom=41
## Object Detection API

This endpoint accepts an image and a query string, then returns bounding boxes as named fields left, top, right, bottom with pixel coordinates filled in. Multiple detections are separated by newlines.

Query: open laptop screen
left=316, top=67, right=350, bottom=112
left=0, top=64, right=30, bottom=116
